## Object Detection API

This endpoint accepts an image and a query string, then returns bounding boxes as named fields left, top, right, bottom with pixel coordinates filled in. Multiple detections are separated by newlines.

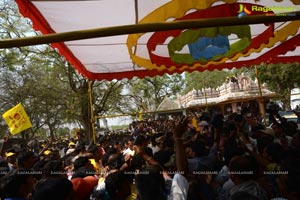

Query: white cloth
left=168, top=173, right=189, bottom=200
left=122, top=148, right=135, bottom=156
left=95, top=178, right=106, bottom=191
left=66, top=148, right=75, bottom=155
left=151, top=145, right=160, bottom=155
left=215, top=165, right=229, bottom=186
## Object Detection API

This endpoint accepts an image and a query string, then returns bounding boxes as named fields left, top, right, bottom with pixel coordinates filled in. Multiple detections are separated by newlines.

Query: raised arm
left=173, top=116, right=190, bottom=176
left=0, top=135, right=9, bottom=159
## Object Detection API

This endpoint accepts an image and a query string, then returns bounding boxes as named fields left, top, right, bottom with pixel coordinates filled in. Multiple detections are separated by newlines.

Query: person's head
left=223, top=137, right=244, bottom=165
left=186, top=140, right=207, bottom=158
left=230, top=191, right=259, bottom=200
left=87, top=144, right=102, bottom=161
left=135, top=164, right=166, bottom=200
left=127, top=139, right=134, bottom=150
left=75, top=145, right=86, bottom=154
left=33, top=178, right=75, bottom=200
left=291, top=132, right=300, bottom=148
left=130, top=153, right=146, bottom=171
left=105, top=171, right=131, bottom=200
left=201, top=125, right=210, bottom=135
left=0, top=169, right=35, bottom=199
left=42, top=160, right=66, bottom=179
left=228, top=156, right=255, bottom=185
left=150, top=136, right=157, bottom=147
left=73, top=156, right=93, bottom=171
left=155, top=136, right=166, bottom=149
left=17, top=151, right=38, bottom=169
left=256, top=135, right=274, bottom=154
left=113, top=141, right=121, bottom=152
left=263, top=142, right=284, bottom=164
left=101, top=147, right=117, bottom=167
left=134, top=135, right=147, bottom=147
left=250, top=125, right=265, bottom=139
left=5, top=149, right=17, bottom=165
left=271, top=123, right=284, bottom=137
left=107, top=153, right=124, bottom=171
left=68, top=142, right=76, bottom=149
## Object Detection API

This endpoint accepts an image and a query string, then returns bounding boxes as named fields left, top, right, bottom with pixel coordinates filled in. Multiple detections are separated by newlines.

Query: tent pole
left=88, top=81, right=96, bottom=144
left=0, top=11, right=300, bottom=48
left=255, top=65, right=267, bottom=127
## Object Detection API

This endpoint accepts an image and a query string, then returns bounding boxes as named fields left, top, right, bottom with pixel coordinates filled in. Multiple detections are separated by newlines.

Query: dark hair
left=17, top=151, right=35, bottom=168
left=230, top=191, right=259, bottom=200
left=130, top=154, right=146, bottom=171
left=256, top=136, right=273, bottom=154
left=107, top=154, right=124, bottom=170
left=105, top=171, right=129, bottom=199
left=229, top=156, right=255, bottom=181
left=33, top=178, right=73, bottom=200
left=135, top=164, right=166, bottom=200
left=101, top=148, right=117, bottom=167
left=0, top=169, right=34, bottom=199
left=265, top=143, right=284, bottom=163
left=74, top=156, right=90, bottom=170
left=223, top=137, right=244, bottom=165
left=211, top=114, right=224, bottom=130
left=188, top=140, right=207, bottom=157
left=75, top=145, right=85, bottom=154
left=134, top=135, right=146, bottom=146
left=42, top=160, right=64, bottom=178
left=87, top=144, right=98, bottom=154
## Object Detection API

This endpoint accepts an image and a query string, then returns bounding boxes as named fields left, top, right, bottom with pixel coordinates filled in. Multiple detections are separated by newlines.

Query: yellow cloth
left=266, top=163, right=280, bottom=172
left=89, top=158, right=100, bottom=173
left=192, top=117, right=200, bottom=132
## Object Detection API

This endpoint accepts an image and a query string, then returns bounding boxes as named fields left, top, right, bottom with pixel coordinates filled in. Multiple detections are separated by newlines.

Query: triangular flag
left=2, top=103, right=32, bottom=135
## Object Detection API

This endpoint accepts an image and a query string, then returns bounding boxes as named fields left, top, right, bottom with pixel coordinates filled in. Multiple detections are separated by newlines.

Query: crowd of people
left=0, top=107, right=299, bottom=200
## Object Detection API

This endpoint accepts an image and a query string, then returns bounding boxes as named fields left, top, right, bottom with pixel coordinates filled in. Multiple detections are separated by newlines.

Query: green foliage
left=182, top=70, right=231, bottom=94
left=257, top=63, right=300, bottom=110
left=125, top=74, right=185, bottom=111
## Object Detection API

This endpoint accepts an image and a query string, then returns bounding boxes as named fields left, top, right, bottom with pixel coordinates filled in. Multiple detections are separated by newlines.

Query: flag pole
left=88, top=81, right=96, bottom=144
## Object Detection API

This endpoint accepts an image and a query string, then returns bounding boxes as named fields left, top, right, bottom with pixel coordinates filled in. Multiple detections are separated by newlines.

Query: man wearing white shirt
left=122, top=139, right=135, bottom=156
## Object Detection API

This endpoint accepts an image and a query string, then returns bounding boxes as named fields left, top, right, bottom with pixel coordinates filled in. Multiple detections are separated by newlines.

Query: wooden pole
left=88, top=81, right=96, bottom=144
left=0, top=11, right=300, bottom=48
left=255, top=65, right=267, bottom=127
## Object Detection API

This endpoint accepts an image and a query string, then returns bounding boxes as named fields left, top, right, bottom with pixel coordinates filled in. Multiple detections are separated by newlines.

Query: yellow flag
left=2, top=103, right=32, bottom=135
left=138, top=110, right=143, bottom=121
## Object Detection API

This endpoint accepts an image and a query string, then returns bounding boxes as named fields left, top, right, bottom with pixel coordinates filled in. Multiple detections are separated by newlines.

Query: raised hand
left=173, top=116, right=191, bottom=139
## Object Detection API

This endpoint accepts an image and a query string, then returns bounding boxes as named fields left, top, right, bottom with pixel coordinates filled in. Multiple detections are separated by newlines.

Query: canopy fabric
left=14, top=0, right=300, bottom=80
